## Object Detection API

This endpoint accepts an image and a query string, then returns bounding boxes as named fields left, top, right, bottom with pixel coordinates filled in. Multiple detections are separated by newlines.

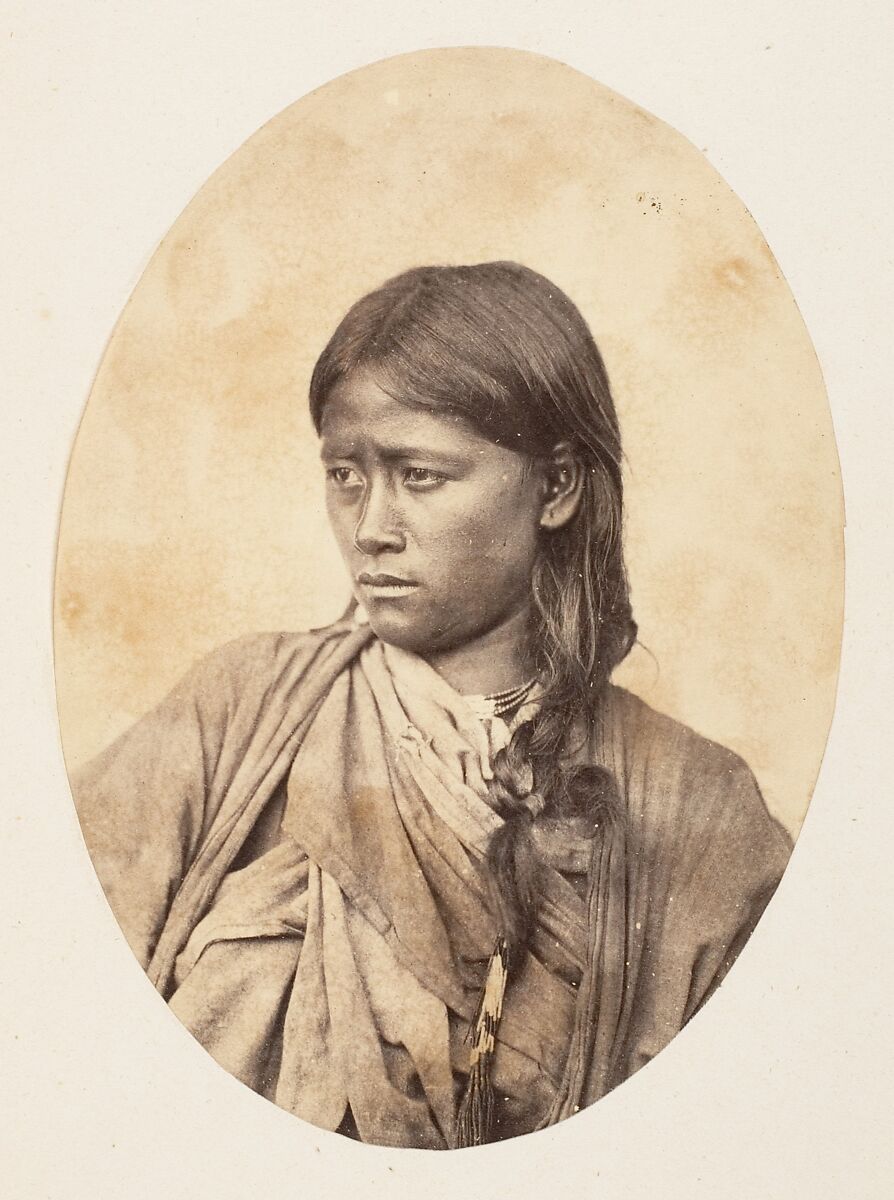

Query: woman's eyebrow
left=379, top=443, right=466, bottom=464
left=320, top=439, right=469, bottom=464
left=319, top=437, right=365, bottom=462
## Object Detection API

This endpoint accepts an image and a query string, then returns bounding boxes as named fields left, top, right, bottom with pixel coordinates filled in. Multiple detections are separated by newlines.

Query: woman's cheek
left=327, top=504, right=358, bottom=560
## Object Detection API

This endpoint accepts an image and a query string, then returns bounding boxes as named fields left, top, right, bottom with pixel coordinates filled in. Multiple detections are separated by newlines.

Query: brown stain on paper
left=54, top=48, right=843, bottom=838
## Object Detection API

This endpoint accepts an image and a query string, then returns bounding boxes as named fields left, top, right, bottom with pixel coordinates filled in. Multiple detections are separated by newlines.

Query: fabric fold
left=75, top=623, right=793, bottom=1147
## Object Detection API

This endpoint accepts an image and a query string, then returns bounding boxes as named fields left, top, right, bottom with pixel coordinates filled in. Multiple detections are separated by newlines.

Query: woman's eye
left=326, top=466, right=362, bottom=487
left=403, top=466, right=446, bottom=488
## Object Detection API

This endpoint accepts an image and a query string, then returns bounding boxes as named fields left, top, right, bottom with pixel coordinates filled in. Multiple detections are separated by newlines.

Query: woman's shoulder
left=602, top=683, right=792, bottom=854
left=605, top=683, right=751, bottom=780
left=160, top=616, right=374, bottom=730
left=190, top=615, right=367, bottom=686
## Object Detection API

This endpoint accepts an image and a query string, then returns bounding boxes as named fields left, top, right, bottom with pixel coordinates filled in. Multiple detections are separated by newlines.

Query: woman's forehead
left=318, top=372, right=493, bottom=457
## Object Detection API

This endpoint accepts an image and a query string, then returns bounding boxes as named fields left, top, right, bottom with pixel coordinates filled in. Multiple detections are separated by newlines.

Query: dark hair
left=309, top=261, right=636, bottom=953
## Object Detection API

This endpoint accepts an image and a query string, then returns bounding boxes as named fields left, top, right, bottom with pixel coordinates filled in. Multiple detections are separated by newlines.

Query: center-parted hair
left=309, top=261, right=636, bottom=953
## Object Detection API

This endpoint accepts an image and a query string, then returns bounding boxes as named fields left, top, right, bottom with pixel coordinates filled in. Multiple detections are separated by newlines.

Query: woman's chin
left=363, top=611, right=428, bottom=654
left=364, top=610, right=457, bottom=659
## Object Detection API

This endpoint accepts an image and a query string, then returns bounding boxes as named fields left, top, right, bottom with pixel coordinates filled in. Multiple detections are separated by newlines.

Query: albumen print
left=55, top=48, right=843, bottom=1148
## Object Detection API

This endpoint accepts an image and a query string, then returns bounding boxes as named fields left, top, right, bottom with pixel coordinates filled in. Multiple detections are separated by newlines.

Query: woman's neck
left=424, top=604, right=536, bottom=695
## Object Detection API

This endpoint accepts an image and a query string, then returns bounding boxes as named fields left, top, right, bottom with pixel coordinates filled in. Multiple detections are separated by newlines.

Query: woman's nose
left=352, top=482, right=406, bottom=555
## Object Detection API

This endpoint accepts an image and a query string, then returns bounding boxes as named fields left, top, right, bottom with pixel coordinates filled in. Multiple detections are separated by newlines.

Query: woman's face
left=319, top=370, right=548, bottom=660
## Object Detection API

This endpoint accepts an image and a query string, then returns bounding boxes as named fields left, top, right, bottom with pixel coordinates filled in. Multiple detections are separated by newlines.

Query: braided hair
left=309, top=261, right=636, bottom=958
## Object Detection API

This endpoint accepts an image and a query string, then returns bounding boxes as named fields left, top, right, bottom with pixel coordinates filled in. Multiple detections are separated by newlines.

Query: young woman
left=74, top=261, right=792, bottom=1149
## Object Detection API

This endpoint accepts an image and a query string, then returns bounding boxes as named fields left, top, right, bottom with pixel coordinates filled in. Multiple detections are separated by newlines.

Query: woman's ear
left=539, top=441, right=584, bottom=530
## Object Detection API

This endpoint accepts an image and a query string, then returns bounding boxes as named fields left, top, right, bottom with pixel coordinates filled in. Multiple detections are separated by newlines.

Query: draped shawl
left=73, top=618, right=792, bottom=1147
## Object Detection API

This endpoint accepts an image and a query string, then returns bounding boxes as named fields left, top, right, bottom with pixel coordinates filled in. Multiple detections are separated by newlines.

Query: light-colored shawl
left=74, top=622, right=791, bottom=1148
left=169, top=639, right=593, bottom=1147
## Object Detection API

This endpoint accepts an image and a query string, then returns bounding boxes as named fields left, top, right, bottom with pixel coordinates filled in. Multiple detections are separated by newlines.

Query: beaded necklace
left=463, top=677, right=538, bottom=721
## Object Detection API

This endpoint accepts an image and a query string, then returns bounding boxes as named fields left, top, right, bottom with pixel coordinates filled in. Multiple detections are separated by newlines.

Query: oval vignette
left=55, top=47, right=843, bottom=1146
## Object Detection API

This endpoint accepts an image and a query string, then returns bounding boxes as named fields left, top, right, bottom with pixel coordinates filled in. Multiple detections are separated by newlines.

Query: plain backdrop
left=2, top=3, right=892, bottom=1198
left=53, top=47, right=841, bottom=840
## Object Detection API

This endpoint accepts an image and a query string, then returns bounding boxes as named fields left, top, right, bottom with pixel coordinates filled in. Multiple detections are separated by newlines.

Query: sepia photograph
left=52, top=47, right=843, bottom=1152
left=6, top=3, right=893, bottom=1194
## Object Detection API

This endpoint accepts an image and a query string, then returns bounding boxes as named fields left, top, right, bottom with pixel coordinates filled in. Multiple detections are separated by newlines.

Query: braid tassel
left=455, top=937, right=511, bottom=1148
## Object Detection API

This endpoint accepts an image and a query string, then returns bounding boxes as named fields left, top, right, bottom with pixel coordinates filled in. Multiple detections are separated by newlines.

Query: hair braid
left=481, top=721, right=545, bottom=955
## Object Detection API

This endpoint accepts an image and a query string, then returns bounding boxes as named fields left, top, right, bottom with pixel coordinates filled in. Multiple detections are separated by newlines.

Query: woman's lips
left=357, top=572, right=420, bottom=599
